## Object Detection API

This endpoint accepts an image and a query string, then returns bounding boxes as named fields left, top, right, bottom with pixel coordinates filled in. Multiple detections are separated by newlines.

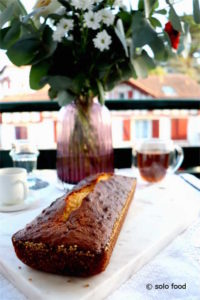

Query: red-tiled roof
left=1, top=73, right=200, bottom=102
left=127, top=74, right=200, bottom=99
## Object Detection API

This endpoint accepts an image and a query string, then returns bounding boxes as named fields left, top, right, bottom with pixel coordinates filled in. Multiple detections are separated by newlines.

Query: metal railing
left=0, top=98, right=200, bottom=176
left=0, top=99, right=200, bottom=112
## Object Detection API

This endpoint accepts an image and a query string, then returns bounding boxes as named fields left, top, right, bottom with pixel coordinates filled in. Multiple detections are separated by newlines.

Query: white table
left=0, top=170, right=200, bottom=300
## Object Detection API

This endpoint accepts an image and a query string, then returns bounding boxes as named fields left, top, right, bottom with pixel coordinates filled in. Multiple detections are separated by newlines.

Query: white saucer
left=0, top=193, right=37, bottom=212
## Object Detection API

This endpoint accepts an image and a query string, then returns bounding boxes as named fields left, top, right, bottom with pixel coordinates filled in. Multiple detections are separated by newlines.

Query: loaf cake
left=12, top=173, right=137, bottom=276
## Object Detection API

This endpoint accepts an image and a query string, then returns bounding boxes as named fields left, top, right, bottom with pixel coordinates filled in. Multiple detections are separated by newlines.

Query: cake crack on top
left=63, top=174, right=112, bottom=221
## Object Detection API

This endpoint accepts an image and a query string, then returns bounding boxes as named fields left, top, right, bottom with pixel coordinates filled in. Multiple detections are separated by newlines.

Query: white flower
left=84, top=11, right=101, bottom=30
left=52, top=27, right=65, bottom=42
left=34, top=0, right=61, bottom=16
left=93, top=30, right=112, bottom=52
left=99, top=9, right=115, bottom=26
left=59, top=18, right=74, bottom=32
left=71, top=0, right=93, bottom=11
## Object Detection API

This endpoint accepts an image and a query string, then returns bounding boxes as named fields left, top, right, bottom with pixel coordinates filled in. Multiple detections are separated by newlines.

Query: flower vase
left=57, top=100, right=114, bottom=183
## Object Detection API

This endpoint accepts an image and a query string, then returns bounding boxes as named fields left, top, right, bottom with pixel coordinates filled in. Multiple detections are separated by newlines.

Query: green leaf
left=30, top=60, right=50, bottom=90
left=155, top=9, right=167, bottom=15
left=2, top=20, right=21, bottom=48
left=132, top=12, right=158, bottom=48
left=149, top=17, right=162, bottom=28
left=48, top=87, right=57, bottom=100
left=31, top=25, right=57, bottom=64
left=43, top=75, right=72, bottom=91
left=193, top=0, right=200, bottom=24
left=138, top=0, right=144, bottom=11
left=0, top=2, right=6, bottom=11
left=7, top=37, right=40, bottom=66
left=15, top=0, right=27, bottom=15
left=0, top=27, right=10, bottom=49
left=0, top=3, right=16, bottom=28
left=169, top=7, right=183, bottom=32
left=149, top=36, right=167, bottom=60
left=72, top=73, right=87, bottom=94
left=132, top=58, right=148, bottom=78
left=115, top=19, right=128, bottom=57
left=56, top=90, right=74, bottom=107
left=144, top=0, right=158, bottom=17
left=132, top=50, right=155, bottom=78
left=96, top=80, right=105, bottom=104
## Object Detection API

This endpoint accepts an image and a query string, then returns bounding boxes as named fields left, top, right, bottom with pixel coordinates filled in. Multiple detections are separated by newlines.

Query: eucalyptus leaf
left=149, top=36, right=167, bottom=60
left=132, top=50, right=155, bottom=78
left=31, top=26, right=57, bottom=64
left=155, top=9, right=167, bottom=15
left=7, top=37, right=40, bottom=66
left=0, top=27, right=10, bottom=49
left=144, top=0, right=158, bottom=17
left=132, top=12, right=158, bottom=48
left=48, top=87, right=58, bottom=100
left=169, top=6, right=183, bottom=32
left=193, top=0, right=200, bottom=24
left=115, top=19, right=128, bottom=57
left=97, top=80, right=105, bottom=104
left=56, top=90, right=74, bottom=107
left=30, top=60, right=50, bottom=90
left=132, top=57, right=148, bottom=78
left=43, top=75, right=72, bottom=91
left=3, top=20, right=21, bottom=48
left=72, top=73, right=87, bottom=94
left=149, top=17, right=162, bottom=28
left=0, top=3, right=16, bottom=28
left=138, top=0, right=144, bottom=11
left=15, top=0, right=27, bottom=15
left=0, top=3, right=6, bottom=11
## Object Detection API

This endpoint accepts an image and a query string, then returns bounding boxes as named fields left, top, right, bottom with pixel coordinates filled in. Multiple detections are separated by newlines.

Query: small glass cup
left=132, top=138, right=184, bottom=183
left=9, top=140, right=39, bottom=178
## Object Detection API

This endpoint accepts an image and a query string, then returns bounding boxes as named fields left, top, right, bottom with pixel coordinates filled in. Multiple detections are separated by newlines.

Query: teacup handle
left=169, top=145, right=184, bottom=173
left=13, top=180, right=28, bottom=200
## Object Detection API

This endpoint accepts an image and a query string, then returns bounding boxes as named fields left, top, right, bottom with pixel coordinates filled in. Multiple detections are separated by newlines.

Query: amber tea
left=137, top=150, right=170, bottom=183
left=133, top=139, right=184, bottom=183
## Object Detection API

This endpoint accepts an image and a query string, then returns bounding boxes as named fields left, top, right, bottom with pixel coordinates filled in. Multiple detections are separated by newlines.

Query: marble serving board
left=0, top=174, right=200, bottom=300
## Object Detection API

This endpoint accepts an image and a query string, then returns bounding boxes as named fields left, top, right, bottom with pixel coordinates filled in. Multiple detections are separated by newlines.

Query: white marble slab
left=0, top=174, right=199, bottom=300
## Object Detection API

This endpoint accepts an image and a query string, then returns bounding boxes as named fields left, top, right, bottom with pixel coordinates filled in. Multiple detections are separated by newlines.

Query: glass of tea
left=133, top=139, right=184, bottom=183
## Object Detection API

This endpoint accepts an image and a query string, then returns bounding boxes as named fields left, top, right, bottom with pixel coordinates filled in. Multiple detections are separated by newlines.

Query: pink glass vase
left=57, top=100, right=114, bottom=183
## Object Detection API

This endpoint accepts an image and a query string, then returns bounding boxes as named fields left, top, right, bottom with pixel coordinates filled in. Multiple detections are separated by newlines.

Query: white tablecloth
left=0, top=170, right=200, bottom=300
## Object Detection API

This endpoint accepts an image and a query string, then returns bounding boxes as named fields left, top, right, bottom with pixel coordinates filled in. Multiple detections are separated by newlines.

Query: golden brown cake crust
left=12, top=174, right=137, bottom=276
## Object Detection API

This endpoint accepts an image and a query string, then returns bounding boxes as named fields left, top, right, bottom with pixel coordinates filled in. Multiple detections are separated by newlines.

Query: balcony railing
left=0, top=99, right=200, bottom=177
left=1, top=99, right=200, bottom=112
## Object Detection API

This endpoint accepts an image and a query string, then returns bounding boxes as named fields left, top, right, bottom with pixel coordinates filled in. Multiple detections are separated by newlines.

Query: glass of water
left=9, top=140, right=39, bottom=185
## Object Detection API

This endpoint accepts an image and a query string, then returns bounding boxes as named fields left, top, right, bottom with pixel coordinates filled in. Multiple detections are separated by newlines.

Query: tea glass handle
left=13, top=180, right=28, bottom=200
left=169, top=145, right=184, bottom=173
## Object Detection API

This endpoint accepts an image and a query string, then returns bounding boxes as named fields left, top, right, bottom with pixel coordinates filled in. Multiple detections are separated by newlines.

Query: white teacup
left=0, top=168, right=29, bottom=206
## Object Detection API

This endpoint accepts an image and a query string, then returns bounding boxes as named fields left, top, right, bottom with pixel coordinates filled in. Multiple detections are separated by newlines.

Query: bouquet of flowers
left=0, top=0, right=197, bottom=106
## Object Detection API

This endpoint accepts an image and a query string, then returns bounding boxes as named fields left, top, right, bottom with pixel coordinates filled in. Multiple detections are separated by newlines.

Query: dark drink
left=137, top=150, right=170, bottom=183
